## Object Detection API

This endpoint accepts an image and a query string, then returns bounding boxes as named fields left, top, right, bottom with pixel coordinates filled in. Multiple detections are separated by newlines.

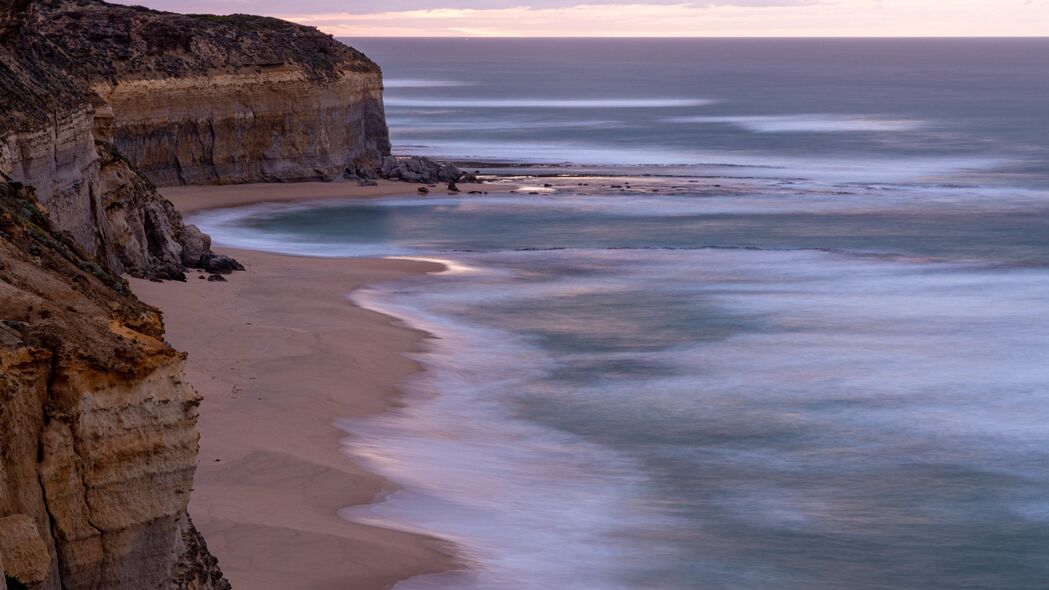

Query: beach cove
left=128, top=37, right=1049, bottom=590
left=132, top=181, right=485, bottom=589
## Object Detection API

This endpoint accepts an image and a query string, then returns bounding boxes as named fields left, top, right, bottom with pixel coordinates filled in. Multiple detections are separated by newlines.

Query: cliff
left=0, top=2, right=194, bottom=280
left=0, top=0, right=390, bottom=278
left=5, top=0, right=389, bottom=186
left=0, top=181, right=228, bottom=589
left=1, top=1, right=390, bottom=587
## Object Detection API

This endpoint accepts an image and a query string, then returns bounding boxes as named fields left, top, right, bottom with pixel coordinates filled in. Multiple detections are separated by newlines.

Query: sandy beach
left=132, top=180, right=480, bottom=589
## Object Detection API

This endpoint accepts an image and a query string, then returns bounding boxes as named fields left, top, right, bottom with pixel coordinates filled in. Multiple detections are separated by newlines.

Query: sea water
left=195, top=39, right=1049, bottom=589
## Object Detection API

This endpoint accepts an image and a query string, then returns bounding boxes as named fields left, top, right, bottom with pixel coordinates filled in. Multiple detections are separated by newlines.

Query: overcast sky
left=113, top=1, right=1049, bottom=37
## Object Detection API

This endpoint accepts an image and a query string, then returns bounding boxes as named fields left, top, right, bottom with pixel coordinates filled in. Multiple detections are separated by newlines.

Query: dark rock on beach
left=382, top=155, right=469, bottom=184
left=180, top=224, right=212, bottom=267
left=202, top=254, right=245, bottom=274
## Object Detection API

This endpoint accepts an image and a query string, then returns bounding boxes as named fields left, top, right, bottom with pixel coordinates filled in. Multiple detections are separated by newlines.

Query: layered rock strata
left=0, top=182, right=230, bottom=589
left=100, top=68, right=388, bottom=185
left=7, top=0, right=389, bottom=187
left=0, top=1, right=391, bottom=587
left=1, top=0, right=389, bottom=278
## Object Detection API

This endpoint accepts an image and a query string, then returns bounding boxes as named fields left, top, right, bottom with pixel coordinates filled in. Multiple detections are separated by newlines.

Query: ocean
left=194, top=39, right=1049, bottom=589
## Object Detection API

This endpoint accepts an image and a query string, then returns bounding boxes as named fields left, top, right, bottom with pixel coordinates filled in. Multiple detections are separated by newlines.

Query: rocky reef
left=381, top=156, right=473, bottom=185
left=0, top=181, right=229, bottom=589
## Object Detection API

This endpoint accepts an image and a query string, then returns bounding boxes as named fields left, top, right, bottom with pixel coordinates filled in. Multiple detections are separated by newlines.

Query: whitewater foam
left=340, top=283, right=678, bottom=590
left=384, top=98, right=715, bottom=108
left=665, top=114, right=926, bottom=133
left=385, top=79, right=472, bottom=88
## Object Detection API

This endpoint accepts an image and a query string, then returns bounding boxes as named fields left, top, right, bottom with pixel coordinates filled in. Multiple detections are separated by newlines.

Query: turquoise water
left=198, top=40, right=1049, bottom=589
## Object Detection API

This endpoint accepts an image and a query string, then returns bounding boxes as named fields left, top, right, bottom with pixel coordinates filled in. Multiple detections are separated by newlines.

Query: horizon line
left=333, top=35, right=1049, bottom=39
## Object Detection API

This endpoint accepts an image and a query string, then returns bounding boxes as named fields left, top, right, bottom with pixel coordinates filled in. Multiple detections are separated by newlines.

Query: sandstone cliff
left=0, top=1, right=391, bottom=587
left=0, top=0, right=390, bottom=278
left=0, top=5, right=196, bottom=280
left=6, top=0, right=389, bottom=187
left=0, top=181, right=229, bottom=589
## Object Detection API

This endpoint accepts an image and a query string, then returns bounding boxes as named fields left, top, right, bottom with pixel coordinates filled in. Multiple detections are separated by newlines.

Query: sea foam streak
left=341, top=282, right=677, bottom=590
left=345, top=247, right=1049, bottom=590
left=198, top=185, right=1049, bottom=588
left=389, top=118, right=624, bottom=131
left=384, top=98, right=714, bottom=108
left=400, top=140, right=1000, bottom=183
left=216, top=37, right=1049, bottom=589
left=385, top=79, right=471, bottom=88
left=665, top=114, right=926, bottom=133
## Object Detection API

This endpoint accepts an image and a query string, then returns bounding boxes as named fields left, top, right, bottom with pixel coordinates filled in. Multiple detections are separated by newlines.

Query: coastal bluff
left=1, top=0, right=390, bottom=279
left=0, top=182, right=228, bottom=589
left=0, top=0, right=391, bottom=588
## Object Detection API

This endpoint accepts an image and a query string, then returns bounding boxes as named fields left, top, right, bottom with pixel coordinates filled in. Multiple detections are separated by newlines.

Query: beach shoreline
left=131, top=180, right=487, bottom=590
left=163, top=178, right=489, bottom=214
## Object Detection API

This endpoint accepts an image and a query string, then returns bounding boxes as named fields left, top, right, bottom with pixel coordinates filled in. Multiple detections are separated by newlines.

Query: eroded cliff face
left=0, top=111, right=188, bottom=280
left=10, top=0, right=389, bottom=187
left=0, top=1, right=385, bottom=587
left=0, top=0, right=389, bottom=277
left=0, top=61, right=193, bottom=279
left=0, top=182, right=229, bottom=589
left=98, top=68, right=387, bottom=185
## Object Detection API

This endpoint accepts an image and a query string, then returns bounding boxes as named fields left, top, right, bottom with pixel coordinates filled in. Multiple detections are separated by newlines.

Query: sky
left=113, top=0, right=1049, bottom=37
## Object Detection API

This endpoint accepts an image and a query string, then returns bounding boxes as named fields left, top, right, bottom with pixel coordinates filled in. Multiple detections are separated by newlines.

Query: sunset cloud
left=114, top=0, right=1049, bottom=36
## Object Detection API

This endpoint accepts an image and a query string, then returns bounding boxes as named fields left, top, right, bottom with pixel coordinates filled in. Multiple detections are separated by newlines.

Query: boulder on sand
left=179, top=224, right=211, bottom=267
left=202, top=254, right=245, bottom=274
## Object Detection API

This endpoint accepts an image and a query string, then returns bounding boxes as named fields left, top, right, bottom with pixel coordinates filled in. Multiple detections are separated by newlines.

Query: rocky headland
left=0, top=1, right=401, bottom=588
left=1, top=0, right=394, bottom=280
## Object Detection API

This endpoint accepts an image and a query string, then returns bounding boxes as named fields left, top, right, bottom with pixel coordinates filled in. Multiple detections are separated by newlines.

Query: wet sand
left=132, top=181, right=478, bottom=589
